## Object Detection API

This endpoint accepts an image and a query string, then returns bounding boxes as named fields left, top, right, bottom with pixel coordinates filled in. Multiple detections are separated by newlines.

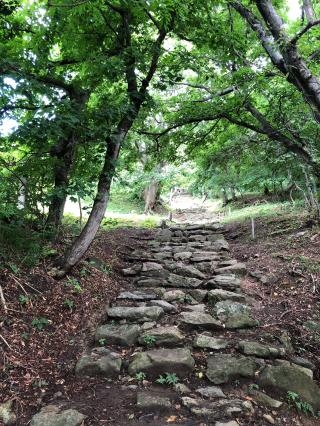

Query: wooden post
left=251, top=217, right=255, bottom=239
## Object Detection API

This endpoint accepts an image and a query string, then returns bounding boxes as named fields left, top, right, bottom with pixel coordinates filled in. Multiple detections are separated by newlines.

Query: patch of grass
left=297, top=255, right=320, bottom=273
left=143, top=334, right=156, bottom=346
left=221, top=201, right=300, bottom=224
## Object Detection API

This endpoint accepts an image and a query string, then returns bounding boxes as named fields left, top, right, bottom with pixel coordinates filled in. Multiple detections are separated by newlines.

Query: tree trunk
left=53, top=125, right=128, bottom=276
left=47, top=133, right=76, bottom=227
left=144, top=178, right=160, bottom=214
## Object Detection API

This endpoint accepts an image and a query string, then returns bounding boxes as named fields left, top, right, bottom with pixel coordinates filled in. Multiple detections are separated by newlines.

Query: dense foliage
left=1, top=0, right=320, bottom=271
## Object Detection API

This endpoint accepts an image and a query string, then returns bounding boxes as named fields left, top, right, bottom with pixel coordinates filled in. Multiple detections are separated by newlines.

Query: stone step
left=106, top=306, right=164, bottom=322
left=138, top=326, right=185, bottom=347
left=128, top=348, right=195, bottom=379
left=75, top=348, right=122, bottom=378
left=95, top=323, right=140, bottom=346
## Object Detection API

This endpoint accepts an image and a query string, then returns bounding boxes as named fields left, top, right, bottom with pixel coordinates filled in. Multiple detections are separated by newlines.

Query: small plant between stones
left=143, top=334, right=156, bottom=346
left=248, top=383, right=259, bottom=391
left=287, top=391, right=314, bottom=416
left=98, top=338, right=106, bottom=346
left=135, top=372, right=146, bottom=382
left=156, top=373, right=179, bottom=385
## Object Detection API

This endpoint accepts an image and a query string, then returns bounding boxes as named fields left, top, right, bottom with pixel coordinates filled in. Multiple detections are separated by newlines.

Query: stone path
left=30, top=222, right=320, bottom=425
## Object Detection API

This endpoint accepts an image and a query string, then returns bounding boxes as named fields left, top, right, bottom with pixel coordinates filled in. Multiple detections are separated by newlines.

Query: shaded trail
left=28, top=216, right=320, bottom=426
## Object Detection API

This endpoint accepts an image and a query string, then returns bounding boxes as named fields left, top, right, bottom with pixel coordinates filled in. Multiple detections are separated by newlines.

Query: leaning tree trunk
left=53, top=124, right=129, bottom=276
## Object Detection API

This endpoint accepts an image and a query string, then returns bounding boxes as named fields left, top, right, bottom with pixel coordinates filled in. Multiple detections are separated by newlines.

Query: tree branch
left=290, top=19, right=320, bottom=44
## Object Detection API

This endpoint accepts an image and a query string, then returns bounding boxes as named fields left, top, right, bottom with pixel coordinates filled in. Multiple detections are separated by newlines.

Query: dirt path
left=25, top=218, right=320, bottom=426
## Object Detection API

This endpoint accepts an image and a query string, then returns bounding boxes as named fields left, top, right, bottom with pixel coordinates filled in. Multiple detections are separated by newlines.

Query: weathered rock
left=136, top=278, right=164, bottom=287
left=193, top=334, right=230, bottom=350
left=173, top=263, right=206, bottom=279
left=290, top=356, right=316, bottom=371
left=263, top=414, right=275, bottom=425
left=137, top=393, right=171, bottom=410
left=206, top=274, right=241, bottom=291
left=189, top=235, right=206, bottom=242
left=141, top=321, right=156, bottom=331
left=191, top=253, right=218, bottom=262
left=185, top=303, right=206, bottom=312
left=181, top=397, right=242, bottom=418
left=249, top=389, right=283, bottom=408
left=196, top=386, right=226, bottom=399
left=30, top=405, right=85, bottom=426
left=215, top=262, right=246, bottom=275
left=208, top=289, right=246, bottom=304
left=179, top=311, right=223, bottom=330
left=117, top=290, right=157, bottom=300
left=174, top=383, right=192, bottom=394
left=95, top=323, right=140, bottom=346
left=122, top=266, right=141, bottom=276
left=128, top=348, right=195, bottom=378
left=0, top=400, right=16, bottom=425
left=215, top=422, right=239, bottom=426
left=163, top=289, right=185, bottom=302
left=206, top=354, right=261, bottom=384
left=167, top=273, right=202, bottom=288
left=173, top=251, right=193, bottom=261
left=138, top=326, right=185, bottom=346
left=274, top=359, right=313, bottom=378
left=141, top=262, right=169, bottom=278
left=211, top=239, right=229, bottom=251
left=150, top=299, right=177, bottom=313
left=214, top=301, right=258, bottom=329
left=238, top=341, right=286, bottom=358
left=162, top=289, right=186, bottom=302
left=107, top=306, right=164, bottom=322
left=258, top=364, right=320, bottom=411
left=75, top=348, right=121, bottom=377
left=188, top=289, right=207, bottom=302
left=155, top=228, right=172, bottom=241
left=206, top=234, right=225, bottom=242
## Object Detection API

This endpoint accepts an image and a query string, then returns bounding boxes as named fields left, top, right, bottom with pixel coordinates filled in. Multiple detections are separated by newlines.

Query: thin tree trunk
left=144, top=178, right=160, bottom=214
left=53, top=127, right=126, bottom=276
left=47, top=133, right=76, bottom=227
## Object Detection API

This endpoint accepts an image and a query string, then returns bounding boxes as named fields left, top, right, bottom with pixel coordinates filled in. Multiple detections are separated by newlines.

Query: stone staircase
left=30, top=222, right=320, bottom=426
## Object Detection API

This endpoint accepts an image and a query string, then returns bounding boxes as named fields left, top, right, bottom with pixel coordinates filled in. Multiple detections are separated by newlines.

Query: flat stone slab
left=141, top=262, right=169, bottom=278
left=193, top=334, right=230, bottom=350
left=137, top=393, right=171, bottom=410
left=165, top=262, right=206, bottom=279
left=214, top=262, right=246, bottom=275
left=181, top=397, right=242, bottom=418
left=75, top=348, right=121, bottom=378
left=196, top=386, right=226, bottom=399
left=179, top=311, right=223, bottom=330
left=128, top=348, right=195, bottom=378
left=30, top=406, right=86, bottom=426
left=173, top=251, right=193, bottom=261
left=206, top=354, right=261, bottom=384
left=117, top=290, right=157, bottom=300
left=150, top=299, right=177, bottom=313
left=248, top=389, right=283, bottom=408
left=163, top=289, right=185, bottom=302
left=107, top=306, right=164, bottom=322
left=206, top=275, right=241, bottom=291
left=238, top=341, right=286, bottom=358
left=95, top=323, right=140, bottom=346
left=188, top=289, right=207, bottom=302
left=214, top=301, right=259, bottom=329
left=208, top=289, right=246, bottom=304
left=138, top=326, right=185, bottom=347
left=167, top=273, right=202, bottom=288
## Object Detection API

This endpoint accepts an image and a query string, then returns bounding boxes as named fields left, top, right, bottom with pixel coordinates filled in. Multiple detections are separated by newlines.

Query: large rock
left=258, top=364, right=320, bottom=411
left=214, top=263, right=246, bottom=275
left=238, top=341, right=286, bottom=358
left=165, top=262, right=206, bottom=279
left=214, top=301, right=258, bottom=329
left=248, top=390, right=283, bottom=408
left=208, top=289, right=246, bottom=304
left=137, top=393, right=171, bottom=410
left=163, top=289, right=185, bottom=302
left=75, top=348, right=121, bottom=377
left=179, top=311, right=223, bottom=330
left=117, top=290, right=157, bottom=301
left=150, top=299, right=177, bottom=313
left=191, top=253, right=219, bottom=262
left=0, top=400, right=16, bottom=425
left=30, top=405, right=85, bottom=426
left=193, top=334, right=229, bottom=350
left=138, top=326, right=185, bottom=346
left=155, top=229, right=172, bottom=241
left=181, top=397, right=242, bottom=418
left=206, top=354, right=261, bottom=384
left=141, top=262, right=169, bottom=278
left=188, top=289, right=208, bottom=302
left=196, top=386, right=226, bottom=399
left=173, top=251, right=193, bottom=261
left=128, top=348, right=195, bottom=378
left=95, top=323, right=140, bottom=346
left=106, top=306, right=164, bottom=322
left=211, top=240, right=229, bottom=251
left=136, top=278, right=164, bottom=287
left=167, top=273, right=202, bottom=288
left=206, top=275, right=241, bottom=291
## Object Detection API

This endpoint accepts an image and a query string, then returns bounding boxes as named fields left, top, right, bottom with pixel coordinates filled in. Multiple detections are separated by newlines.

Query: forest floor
left=1, top=198, right=320, bottom=425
